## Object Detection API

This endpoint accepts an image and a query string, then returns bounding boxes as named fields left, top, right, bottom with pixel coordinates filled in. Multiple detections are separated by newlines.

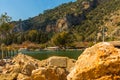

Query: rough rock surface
left=31, top=67, right=68, bottom=80
left=0, top=60, right=6, bottom=66
left=48, top=56, right=67, bottom=68
left=12, top=53, right=40, bottom=65
left=40, top=56, right=76, bottom=71
left=67, top=42, right=120, bottom=80
left=56, top=18, right=68, bottom=32
left=0, top=73, right=18, bottom=80
left=0, top=53, right=75, bottom=80
left=17, top=73, right=31, bottom=80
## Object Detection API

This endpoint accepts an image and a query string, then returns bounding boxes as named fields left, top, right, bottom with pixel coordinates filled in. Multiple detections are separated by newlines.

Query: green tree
left=52, top=31, right=76, bottom=48
left=28, top=30, right=38, bottom=42
left=0, top=12, right=11, bottom=24
left=0, top=13, right=13, bottom=45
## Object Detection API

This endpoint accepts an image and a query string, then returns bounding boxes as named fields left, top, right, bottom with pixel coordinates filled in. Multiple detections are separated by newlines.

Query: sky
left=0, top=0, right=75, bottom=21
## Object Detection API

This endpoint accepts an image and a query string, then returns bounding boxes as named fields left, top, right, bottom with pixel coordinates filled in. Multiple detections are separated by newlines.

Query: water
left=23, top=50, right=84, bottom=60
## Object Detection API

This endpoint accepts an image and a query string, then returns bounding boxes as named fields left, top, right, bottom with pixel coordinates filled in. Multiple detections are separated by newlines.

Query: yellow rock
left=67, top=42, right=120, bottom=80
left=31, top=67, right=67, bottom=80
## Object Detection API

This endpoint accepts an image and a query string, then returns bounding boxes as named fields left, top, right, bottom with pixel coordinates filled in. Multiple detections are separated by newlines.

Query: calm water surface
left=23, top=50, right=84, bottom=60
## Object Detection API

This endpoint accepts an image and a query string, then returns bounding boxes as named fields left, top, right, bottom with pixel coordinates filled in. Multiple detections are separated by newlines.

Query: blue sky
left=0, top=0, right=75, bottom=21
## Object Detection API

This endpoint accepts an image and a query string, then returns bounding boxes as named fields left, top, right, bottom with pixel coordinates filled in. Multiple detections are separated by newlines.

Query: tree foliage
left=1, top=0, right=120, bottom=46
left=52, top=31, right=76, bottom=48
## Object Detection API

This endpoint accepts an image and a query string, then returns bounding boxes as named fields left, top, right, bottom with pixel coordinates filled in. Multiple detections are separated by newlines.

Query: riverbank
left=1, top=42, right=120, bottom=80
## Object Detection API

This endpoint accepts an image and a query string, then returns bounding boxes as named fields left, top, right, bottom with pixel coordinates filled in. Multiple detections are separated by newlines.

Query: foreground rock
left=0, top=73, right=18, bottom=80
left=47, top=56, right=76, bottom=71
left=67, top=42, right=120, bottom=80
left=0, top=53, right=75, bottom=80
left=31, top=67, right=68, bottom=80
left=1, top=42, right=120, bottom=80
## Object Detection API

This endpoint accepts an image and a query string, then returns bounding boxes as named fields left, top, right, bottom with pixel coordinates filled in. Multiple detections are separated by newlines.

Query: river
left=23, top=50, right=84, bottom=60
left=0, top=49, right=84, bottom=60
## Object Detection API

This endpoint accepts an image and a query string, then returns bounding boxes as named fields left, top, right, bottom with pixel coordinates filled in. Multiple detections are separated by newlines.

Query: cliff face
left=12, top=0, right=99, bottom=33
left=13, top=13, right=86, bottom=33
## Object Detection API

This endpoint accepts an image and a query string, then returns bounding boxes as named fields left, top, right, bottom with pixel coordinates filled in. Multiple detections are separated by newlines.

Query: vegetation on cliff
left=0, top=0, right=120, bottom=48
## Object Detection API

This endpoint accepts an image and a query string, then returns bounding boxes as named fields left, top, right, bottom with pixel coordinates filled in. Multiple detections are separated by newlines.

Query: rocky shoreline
left=0, top=42, right=120, bottom=80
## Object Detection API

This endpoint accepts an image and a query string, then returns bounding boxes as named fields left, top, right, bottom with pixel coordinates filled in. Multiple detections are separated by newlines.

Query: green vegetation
left=0, top=13, right=14, bottom=45
left=51, top=31, right=76, bottom=48
left=0, top=0, right=120, bottom=47
left=76, top=0, right=120, bottom=41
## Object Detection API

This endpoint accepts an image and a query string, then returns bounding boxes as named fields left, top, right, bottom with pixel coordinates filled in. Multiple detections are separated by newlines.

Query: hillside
left=0, top=0, right=120, bottom=47
left=13, top=0, right=99, bottom=32
left=76, top=0, right=120, bottom=41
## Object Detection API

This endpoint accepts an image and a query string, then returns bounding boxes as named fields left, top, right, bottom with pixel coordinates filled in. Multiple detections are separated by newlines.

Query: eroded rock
left=67, top=42, right=120, bottom=80
left=48, top=56, right=67, bottom=68
left=31, top=67, right=68, bottom=80
left=17, top=73, right=31, bottom=80
left=21, top=62, right=36, bottom=76
left=0, top=60, right=6, bottom=66
left=0, top=53, right=75, bottom=80
left=0, top=73, right=18, bottom=80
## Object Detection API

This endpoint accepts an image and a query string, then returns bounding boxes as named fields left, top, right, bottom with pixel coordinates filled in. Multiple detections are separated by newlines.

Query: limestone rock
left=56, top=18, right=68, bottom=32
left=0, top=53, right=39, bottom=80
left=2, top=63, right=21, bottom=74
left=96, top=75, right=120, bottom=80
left=31, top=67, right=68, bottom=80
left=17, top=73, right=31, bottom=80
left=0, top=73, right=18, bottom=80
left=39, top=56, right=76, bottom=72
left=67, top=42, right=120, bottom=80
left=48, top=56, right=67, bottom=68
left=38, top=59, right=48, bottom=67
left=21, top=62, right=36, bottom=76
left=0, top=60, right=6, bottom=66
left=12, top=53, right=40, bottom=65
left=0, top=53, right=75, bottom=80
left=0, top=66, right=3, bottom=73
left=67, top=59, right=76, bottom=72
left=12, top=53, right=40, bottom=75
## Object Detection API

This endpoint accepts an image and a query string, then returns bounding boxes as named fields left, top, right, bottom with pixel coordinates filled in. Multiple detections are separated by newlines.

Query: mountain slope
left=75, top=0, right=120, bottom=41
left=13, top=0, right=101, bottom=32
left=1, top=0, right=120, bottom=46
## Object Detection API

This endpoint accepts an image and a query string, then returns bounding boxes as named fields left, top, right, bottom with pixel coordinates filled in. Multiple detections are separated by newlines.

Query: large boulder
left=67, top=42, right=120, bottom=80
